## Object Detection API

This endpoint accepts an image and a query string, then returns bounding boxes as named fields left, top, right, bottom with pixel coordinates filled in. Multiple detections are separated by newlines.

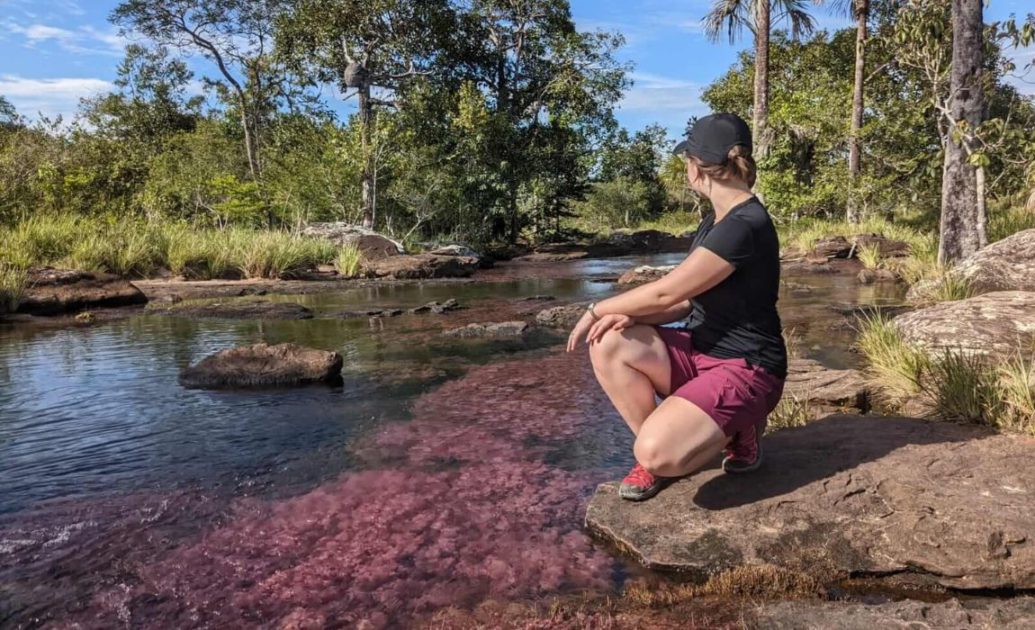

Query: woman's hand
left=566, top=310, right=595, bottom=352
left=587, top=313, right=634, bottom=344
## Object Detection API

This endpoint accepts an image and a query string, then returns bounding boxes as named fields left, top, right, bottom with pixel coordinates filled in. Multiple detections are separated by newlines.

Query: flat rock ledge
left=443, top=321, right=529, bottom=338
left=586, top=415, right=1035, bottom=590
left=150, top=298, right=313, bottom=320
left=18, top=268, right=147, bottom=315
left=785, top=358, right=870, bottom=417
left=753, top=597, right=1035, bottom=629
left=179, top=342, right=343, bottom=389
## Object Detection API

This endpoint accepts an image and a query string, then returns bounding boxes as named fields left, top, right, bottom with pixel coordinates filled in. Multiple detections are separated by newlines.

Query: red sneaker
left=619, top=463, right=668, bottom=501
left=722, top=421, right=764, bottom=474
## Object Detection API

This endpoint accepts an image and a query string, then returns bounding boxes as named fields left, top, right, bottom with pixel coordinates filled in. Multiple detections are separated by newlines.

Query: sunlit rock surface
left=954, top=229, right=1035, bottom=294
left=753, top=597, right=1035, bottom=629
left=587, top=415, right=1035, bottom=590
left=893, top=290, right=1035, bottom=356
left=179, top=342, right=343, bottom=389
left=17, top=268, right=147, bottom=315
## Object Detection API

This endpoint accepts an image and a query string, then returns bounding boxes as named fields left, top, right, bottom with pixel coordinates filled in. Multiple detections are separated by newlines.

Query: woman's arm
left=634, top=300, right=692, bottom=325
left=595, top=247, right=734, bottom=318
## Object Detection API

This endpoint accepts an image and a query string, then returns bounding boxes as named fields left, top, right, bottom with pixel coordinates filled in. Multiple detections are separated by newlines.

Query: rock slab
left=151, top=299, right=313, bottom=320
left=363, top=254, right=479, bottom=280
left=443, top=321, right=529, bottom=338
left=300, top=223, right=403, bottom=260
left=586, top=415, right=1035, bottom=590
left=179, top=343, right=343, bottom=389
left=535, top=302, right=588, bottom=328
left=617, top=265, right=676, bottom=286
left=784, top=358, right=870, bottom=416
left=954, top=229, right=1035, bottom=294
left=753, top=597, right=1035, bottom=629
left=18, top=268, right=147, bottom=315
left=892, top=290, right=1035, bottom=357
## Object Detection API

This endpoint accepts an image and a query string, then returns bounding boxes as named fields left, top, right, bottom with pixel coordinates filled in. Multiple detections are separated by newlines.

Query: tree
left=704, top=0, right=817, bottom=160
left=112, top=0, right=288, bottom=185
left=277, top=0, right=453, bottom=228
left=845, top=0, right=870, bottom=223
left=938, top=0, right=985, bottom=263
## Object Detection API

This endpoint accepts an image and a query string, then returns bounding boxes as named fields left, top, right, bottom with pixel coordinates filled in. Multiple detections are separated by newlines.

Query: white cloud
left=0, top=74, right=112, bottom=121
left=3, top=19, right=126, bottom=56
left=619, top=72, right=704, bottom=111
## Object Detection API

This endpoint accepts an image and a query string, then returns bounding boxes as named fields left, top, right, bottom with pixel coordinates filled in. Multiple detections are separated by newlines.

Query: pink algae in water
left=50, top=350, right=623, bottom=628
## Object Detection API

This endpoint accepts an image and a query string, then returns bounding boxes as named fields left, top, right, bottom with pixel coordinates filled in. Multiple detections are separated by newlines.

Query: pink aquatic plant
left=8, top=351, right=625, bottom=628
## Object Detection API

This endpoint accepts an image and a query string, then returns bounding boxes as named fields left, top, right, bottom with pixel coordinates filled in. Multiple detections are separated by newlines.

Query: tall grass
left=335, top=244, right=363, bottom=278
left=0, top=265, right=27, bottom=314
left=0, top=215, right=342, bottom=280
left=856, top=242, right=883, bottom=270
left=856, top=315, right=1035, bottom=435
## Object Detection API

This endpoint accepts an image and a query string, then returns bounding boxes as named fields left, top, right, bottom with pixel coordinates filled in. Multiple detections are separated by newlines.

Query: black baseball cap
left=673, top=113, right=752, bottom=164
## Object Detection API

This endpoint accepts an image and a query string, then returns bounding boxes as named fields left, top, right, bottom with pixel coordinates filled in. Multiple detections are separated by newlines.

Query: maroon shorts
left=656, top=327, right=785, bottom=438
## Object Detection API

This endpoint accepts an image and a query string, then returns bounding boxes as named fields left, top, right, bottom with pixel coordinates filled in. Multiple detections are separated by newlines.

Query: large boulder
left=754, top=598, right=1035, bottom=629
left=784, top=359, right=870, bottom=417
left=300, top=223, right=404, bottom=260
left=953, top=229, right=1035, bottom=294
left=617, top=265, right=676, bottom=286
left=535, top=302, right=589, bottom=328
left=150, top=298, right=313, bottom=320
left=586, top=415, right=1035, bottom=590
left=17, top=268, right=148, bottom=316
left=363, top=254, right=479, bottom=280
left=179, top=343, right=343, bottom=389
left=892, top=291, right=1035, bottom=357
left=429, top=244, right=492, bottom=269
left=442, top=321, right=529, bottom=338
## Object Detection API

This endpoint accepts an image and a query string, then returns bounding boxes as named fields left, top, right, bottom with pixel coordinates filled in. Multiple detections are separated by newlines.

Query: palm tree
left=845, top=0, right=869, bottom=224
left=704, top=0, right=818, bottom=160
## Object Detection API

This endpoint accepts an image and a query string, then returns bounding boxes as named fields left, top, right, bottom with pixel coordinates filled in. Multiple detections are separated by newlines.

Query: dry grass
left=623, top=565, right=821, bottom=607
left=767, top=393, right=814, bottom=432
left=0, top=264, right=26, bottom=314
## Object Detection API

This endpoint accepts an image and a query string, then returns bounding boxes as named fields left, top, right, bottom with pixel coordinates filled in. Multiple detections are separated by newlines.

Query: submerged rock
left=784, top=359, right=870, bottom=416
left=856, top=268, right=899, bottom=284
left=443, top=321, right=529, bottom=338
left=892, top=290, right=1035, bottom=357
left=953, top=228, right=1035, bottom=294
left=151, top=298, right=313, bottom=320
left=18, top=268, right=147, bottom=316
left=179, top=343, right=343, bottom=389
left=339, top=308, right=403, bottom=319
left=617, top=265, right=676, bottom=286
left=363, top=254, right=479, bottom=279
left=535, top=302, right=588, bottom=328
left=409, top=299, right=461, bottom=314
left=586, top=415, right=1035, bottom=590
left=754, top=597, right=1035, bottom=629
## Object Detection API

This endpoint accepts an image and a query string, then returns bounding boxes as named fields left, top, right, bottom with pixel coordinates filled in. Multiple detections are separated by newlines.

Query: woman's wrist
left=587, top=302, right=601, bottom=321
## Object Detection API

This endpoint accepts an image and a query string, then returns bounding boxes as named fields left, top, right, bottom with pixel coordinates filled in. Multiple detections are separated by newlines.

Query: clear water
left=0, top=256, right=904, bottom=627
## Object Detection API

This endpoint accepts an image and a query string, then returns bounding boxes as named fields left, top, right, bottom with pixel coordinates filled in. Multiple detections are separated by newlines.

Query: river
left=0, top=255, right=904, bottom=627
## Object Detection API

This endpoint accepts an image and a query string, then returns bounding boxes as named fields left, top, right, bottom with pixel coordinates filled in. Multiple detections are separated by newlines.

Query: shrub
left=335, top=244, right=362, bottom=278
left=0, top=264, right=26, bottom=314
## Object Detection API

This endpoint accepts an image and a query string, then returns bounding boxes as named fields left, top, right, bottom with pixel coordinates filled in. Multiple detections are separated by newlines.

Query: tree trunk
left=752, top=0, right=772, bottom=160
left=846, top=0, right=867, bottom=224
left=359, top=84, right=375, bottom=229
left=938, top=0, right=985, bottom=264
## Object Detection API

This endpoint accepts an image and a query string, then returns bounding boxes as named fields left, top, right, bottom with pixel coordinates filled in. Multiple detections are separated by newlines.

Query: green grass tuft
left=335, top=244, right=363, bottom=278
left=0, top=265, right=27, bottom=314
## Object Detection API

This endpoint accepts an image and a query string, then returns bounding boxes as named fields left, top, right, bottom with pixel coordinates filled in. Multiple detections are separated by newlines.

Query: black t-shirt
left=684, top=197, right=787, bottom=378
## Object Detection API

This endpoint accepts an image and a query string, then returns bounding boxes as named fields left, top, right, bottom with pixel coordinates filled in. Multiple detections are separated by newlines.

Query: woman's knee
left=588, top=326, right=629, bottom=368
left=633, top=434, right=677, bottom=473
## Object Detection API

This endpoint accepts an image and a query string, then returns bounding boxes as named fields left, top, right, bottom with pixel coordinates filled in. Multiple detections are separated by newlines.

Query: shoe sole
left=722, top=440, right=763, bottom=474
left=619, top=480, right=667, bottom=501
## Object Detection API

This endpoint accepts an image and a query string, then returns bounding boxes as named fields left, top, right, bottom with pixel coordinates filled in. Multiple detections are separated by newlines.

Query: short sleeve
left=700, top=215, right=755, bottom=268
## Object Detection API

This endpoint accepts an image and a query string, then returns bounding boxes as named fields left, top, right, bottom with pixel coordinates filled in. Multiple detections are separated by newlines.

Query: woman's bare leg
left=588, top=325, right=671, bottom=436
left=634, top=396, right=730, bottom=477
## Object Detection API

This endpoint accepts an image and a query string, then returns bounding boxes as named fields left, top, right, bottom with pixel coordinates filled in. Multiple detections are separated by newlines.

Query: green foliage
left=0, top=265, right=26, bottom=314
left=235, top=230, right=337, bottom=279
left=335, top=245, right=363, bottom=278
left=856, top=314, right=930, bottom=410
left=576, top=178, right=657, bottom=231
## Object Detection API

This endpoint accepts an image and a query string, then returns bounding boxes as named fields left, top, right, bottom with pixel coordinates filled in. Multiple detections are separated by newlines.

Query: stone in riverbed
left=179, top=343, right=343, bottom=389
left=892, top=290, right=1035, bottom=357
left=617, top=265, right=676, bottom=286
left=442, top=321, right=529, bottom=338
left=300, top=223, right=404, bottom=260
left=784, top=359, right=869, bottom=416
left=17, top=268, right=147, bottom=316
left=363, top=254, right=479, bottom=279
left=339, top=308, right=403, bottom=319
left=409, top=299, right=461, bottom=314
left=952, top=228, right=1035, bottom=294
left=151, top=298, right=313, bottom=320
left=585, top=414, right=1035, bottom=590
left=535, top=302, right=588, bottom=328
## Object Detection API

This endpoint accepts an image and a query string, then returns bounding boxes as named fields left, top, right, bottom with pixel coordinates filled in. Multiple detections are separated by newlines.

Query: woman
left=567, top=113, right=786, bottom=502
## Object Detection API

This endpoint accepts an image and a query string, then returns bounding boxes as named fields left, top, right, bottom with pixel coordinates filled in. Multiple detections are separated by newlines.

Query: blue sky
left=1, top=0, right=1032, bottom=138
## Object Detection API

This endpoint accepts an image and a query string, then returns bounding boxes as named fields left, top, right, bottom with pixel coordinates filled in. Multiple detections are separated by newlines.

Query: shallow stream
left=0, top=255, right=904, bottom=627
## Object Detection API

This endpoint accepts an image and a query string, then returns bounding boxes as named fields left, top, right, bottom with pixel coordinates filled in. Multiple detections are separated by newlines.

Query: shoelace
left=624, top=464, right=656, bottom=489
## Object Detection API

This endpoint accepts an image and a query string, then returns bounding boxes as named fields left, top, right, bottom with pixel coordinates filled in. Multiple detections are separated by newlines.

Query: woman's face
left=685, top=158, right=709, bottom=196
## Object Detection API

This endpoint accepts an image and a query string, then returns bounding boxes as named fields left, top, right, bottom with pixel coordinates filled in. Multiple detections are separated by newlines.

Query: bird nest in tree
left=344, top=62, right=369, bottom=88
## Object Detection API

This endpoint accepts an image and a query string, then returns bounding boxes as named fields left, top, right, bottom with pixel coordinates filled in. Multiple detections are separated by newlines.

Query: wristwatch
left=586, top=302, right=601, bottom=321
